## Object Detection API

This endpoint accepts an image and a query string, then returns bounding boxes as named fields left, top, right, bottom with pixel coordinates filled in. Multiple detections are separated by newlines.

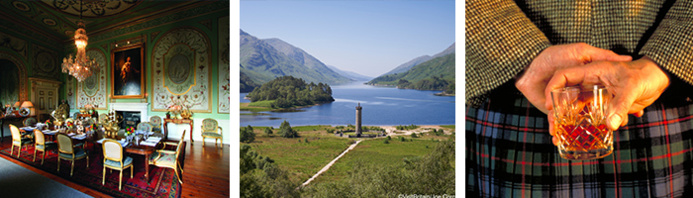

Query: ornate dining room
left=0, top=0, right=230, bottom=197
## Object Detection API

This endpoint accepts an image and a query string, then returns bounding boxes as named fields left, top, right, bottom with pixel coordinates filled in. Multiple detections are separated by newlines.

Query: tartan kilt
left=466, top=90, right=693, bottom=198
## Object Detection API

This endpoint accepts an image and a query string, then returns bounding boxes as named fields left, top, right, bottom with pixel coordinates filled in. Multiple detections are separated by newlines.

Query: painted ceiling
left=0, top=0, right=215, bottom=43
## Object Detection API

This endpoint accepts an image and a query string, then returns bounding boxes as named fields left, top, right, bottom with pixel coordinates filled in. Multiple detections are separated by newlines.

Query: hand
left=544, top=57, right=670, bottom=145
left=515, top=43, right=632, bottom=114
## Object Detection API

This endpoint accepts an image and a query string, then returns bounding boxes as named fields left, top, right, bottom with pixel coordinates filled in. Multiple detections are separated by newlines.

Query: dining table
left=96, top=136, right=162, bottom=182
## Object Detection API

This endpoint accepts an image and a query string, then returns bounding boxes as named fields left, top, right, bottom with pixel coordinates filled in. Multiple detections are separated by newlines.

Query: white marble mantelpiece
left=109, top=103, right=149, bottom=122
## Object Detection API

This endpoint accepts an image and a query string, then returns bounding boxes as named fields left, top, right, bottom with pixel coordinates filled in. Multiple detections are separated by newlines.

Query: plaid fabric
left=466, top=0, right=693, bottom=107
left=466, top=84, right=693, bottom=197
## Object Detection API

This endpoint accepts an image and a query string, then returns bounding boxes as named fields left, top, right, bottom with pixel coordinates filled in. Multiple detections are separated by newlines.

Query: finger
left=544, top=66, right=587, bottom=111
left=547, top=110, right=555, bottom=136
left=552, top=136, right=559, bottom=146
left=574, top=43, right=632, bottom=63
left=635, top=110, right=644, bottom=117
left=607, top=87, right=639, bottom=131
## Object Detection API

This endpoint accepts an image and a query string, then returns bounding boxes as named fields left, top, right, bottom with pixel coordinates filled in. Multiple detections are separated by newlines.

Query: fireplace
left=109, top=103, right=149, bottom=131
left=117, top=111, right=141, bottom=129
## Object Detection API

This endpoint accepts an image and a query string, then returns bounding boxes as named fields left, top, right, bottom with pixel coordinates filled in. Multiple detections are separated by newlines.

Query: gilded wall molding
left=0, top=52, right=28, bottom=102
left=76, top=49, right=108, bottom=109
left=218, top=16, right=230, bottom=113
left=151, top=27, right=212, bottom=113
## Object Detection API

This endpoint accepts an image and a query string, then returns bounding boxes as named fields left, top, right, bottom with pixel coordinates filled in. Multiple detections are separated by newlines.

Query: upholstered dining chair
left=57, top=133, right=89, bottom=176
left=23, top=117, right=37, bottom=127
left=98, top=113, right=108, bottom=124
left=10, top=124, right=32, bottom=158
left=102, top=139, right=133, bottom=190
left=149, top=115, right=163, bottom=133
left=137, top=122, right=153, bottom=133
left=150, top=130, right=185, bottom=184
left=34, top=129, right=57, bottom=165
left=201, top=118, right=223, bottom=147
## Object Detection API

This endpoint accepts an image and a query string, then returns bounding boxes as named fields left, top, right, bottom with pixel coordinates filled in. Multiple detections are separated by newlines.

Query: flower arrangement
left=66, top=121, right=74, bottom=128
left=167, top=95, right=193, bottom=119
left=45, top=119, right=52, bottom=125
left=126, top=126, right=135, bottom=136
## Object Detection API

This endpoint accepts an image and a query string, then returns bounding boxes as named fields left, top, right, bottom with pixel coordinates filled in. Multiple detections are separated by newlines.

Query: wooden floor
left=0, top=137, right=230, bottom=198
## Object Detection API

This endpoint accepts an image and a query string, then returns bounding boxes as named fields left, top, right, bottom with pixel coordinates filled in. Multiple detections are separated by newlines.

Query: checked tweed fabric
left=467, top=94, right=693, bottom=197
left=466, top=0, right=693, bottom=107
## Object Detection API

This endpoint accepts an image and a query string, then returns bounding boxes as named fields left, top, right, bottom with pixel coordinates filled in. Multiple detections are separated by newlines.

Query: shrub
left=411, top=133, right=418, bottom=138
left=264, top=128, right=273, bottom=136
left=384, top=139, right=390, bottom=144
left=240, top=126, right=255, bottom=143
left=279, top=120, right=298, bottom=138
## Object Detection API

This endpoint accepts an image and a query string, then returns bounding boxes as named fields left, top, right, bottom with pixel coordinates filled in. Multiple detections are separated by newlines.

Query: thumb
left=607, top=88, right=637, bottom=131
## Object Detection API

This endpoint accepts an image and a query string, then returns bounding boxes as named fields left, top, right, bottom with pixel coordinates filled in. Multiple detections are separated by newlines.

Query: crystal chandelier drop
left=61, top=1, right=100, bottom=82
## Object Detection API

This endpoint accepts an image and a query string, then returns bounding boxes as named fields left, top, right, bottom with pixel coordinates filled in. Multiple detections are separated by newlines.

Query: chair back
left=150, top=116, right=162, bottom=129
left=34, top=129, right=45, bottom=145
left=23, top=117, right=37, bottom=127
left=201, top=118, right=219, bottom=133
left=57, top=134, right=73, bottom=154
left=10, top=124, right=21, bottom=142
left=99, top=113, right=108, bottom=124
left=103, top=140, right=123, bottom=162
left=137, top=122, right=153, bottom=132
left=179, top=130, right=186, bottom=144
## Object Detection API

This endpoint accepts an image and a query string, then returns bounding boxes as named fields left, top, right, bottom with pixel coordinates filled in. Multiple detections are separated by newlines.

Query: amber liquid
left=556, top=122, right=612, bottom=160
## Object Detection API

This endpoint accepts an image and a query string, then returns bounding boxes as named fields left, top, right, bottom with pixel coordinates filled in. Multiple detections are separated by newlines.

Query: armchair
left=201, top=118, right=223, bottom=147
left=149, top=130, right=185, bottom=184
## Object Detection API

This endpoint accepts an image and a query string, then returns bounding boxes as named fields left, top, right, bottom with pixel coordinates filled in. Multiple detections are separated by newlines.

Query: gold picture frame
left=111, top=44, right=145, bottom=99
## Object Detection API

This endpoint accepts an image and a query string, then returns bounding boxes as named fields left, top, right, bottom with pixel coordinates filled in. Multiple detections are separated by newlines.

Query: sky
left=240, top=0, right=455, bottom=77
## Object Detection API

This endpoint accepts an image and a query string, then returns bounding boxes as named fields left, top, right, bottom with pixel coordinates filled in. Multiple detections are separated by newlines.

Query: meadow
left=241, top=125, right=454, bottom=185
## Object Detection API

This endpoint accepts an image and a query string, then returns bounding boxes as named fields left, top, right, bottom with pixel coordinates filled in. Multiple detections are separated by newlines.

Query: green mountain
left=368, top=53, right=455, bottom=92
left=240, top=30, right=352, bottom=87
left=381, top=43, right=455, bottom=76
left=240, top=70, right=260, bottom=93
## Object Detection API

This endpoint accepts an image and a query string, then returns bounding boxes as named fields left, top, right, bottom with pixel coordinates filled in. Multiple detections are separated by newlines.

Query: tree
left=240, top=126, right=255, bottom=143
left=264, top=127, right=273, bottom=136
left=279, top=120, right=298, bottom=138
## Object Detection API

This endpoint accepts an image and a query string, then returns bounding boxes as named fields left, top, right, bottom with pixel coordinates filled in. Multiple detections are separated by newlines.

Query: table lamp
left=20, top=101, right=35, bottom=116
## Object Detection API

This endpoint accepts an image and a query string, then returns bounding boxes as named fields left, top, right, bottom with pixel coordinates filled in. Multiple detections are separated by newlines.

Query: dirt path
left=300, top=139, right=363, bottom=188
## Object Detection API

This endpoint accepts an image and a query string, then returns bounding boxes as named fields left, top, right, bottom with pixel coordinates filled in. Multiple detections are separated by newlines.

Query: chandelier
left=61, top=1, right=100, bottom=82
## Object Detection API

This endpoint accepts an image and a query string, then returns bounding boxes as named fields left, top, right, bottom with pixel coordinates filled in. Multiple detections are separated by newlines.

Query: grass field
left=239, top=102, right=274, bottom=112
left=241, top=125, right=454, bottom=186
left=241, top=129, right=352, bottom=184
left=441, top=125, right=455, bottom=130
left=311, top=133, right=453, bottom=184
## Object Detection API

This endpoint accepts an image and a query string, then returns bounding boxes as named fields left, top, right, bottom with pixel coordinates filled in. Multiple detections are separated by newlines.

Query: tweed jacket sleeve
left=465, top=0, right=551, bottom=107
left=640, top=1, right=693, bottom=87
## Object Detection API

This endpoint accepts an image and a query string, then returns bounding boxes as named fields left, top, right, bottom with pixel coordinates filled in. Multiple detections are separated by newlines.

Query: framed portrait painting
left=111, top=44, right=145, bottom=98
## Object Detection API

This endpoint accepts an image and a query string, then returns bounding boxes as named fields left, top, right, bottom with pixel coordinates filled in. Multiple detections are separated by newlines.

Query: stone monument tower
left=355, top=102, right=362, bottom=137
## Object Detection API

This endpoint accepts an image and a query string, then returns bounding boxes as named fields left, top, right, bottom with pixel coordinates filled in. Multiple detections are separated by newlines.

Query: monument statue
left=356, top=103, right=362, bottom=137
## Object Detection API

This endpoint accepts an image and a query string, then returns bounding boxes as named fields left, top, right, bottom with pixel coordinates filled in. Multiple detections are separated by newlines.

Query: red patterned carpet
left=1, top=144, right=182, bottom=198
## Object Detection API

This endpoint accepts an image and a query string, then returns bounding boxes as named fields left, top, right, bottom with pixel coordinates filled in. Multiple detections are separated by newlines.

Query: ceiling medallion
left=48, top=0, right=139, bottom=17
left=12, top=1, right=30, bottom=12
